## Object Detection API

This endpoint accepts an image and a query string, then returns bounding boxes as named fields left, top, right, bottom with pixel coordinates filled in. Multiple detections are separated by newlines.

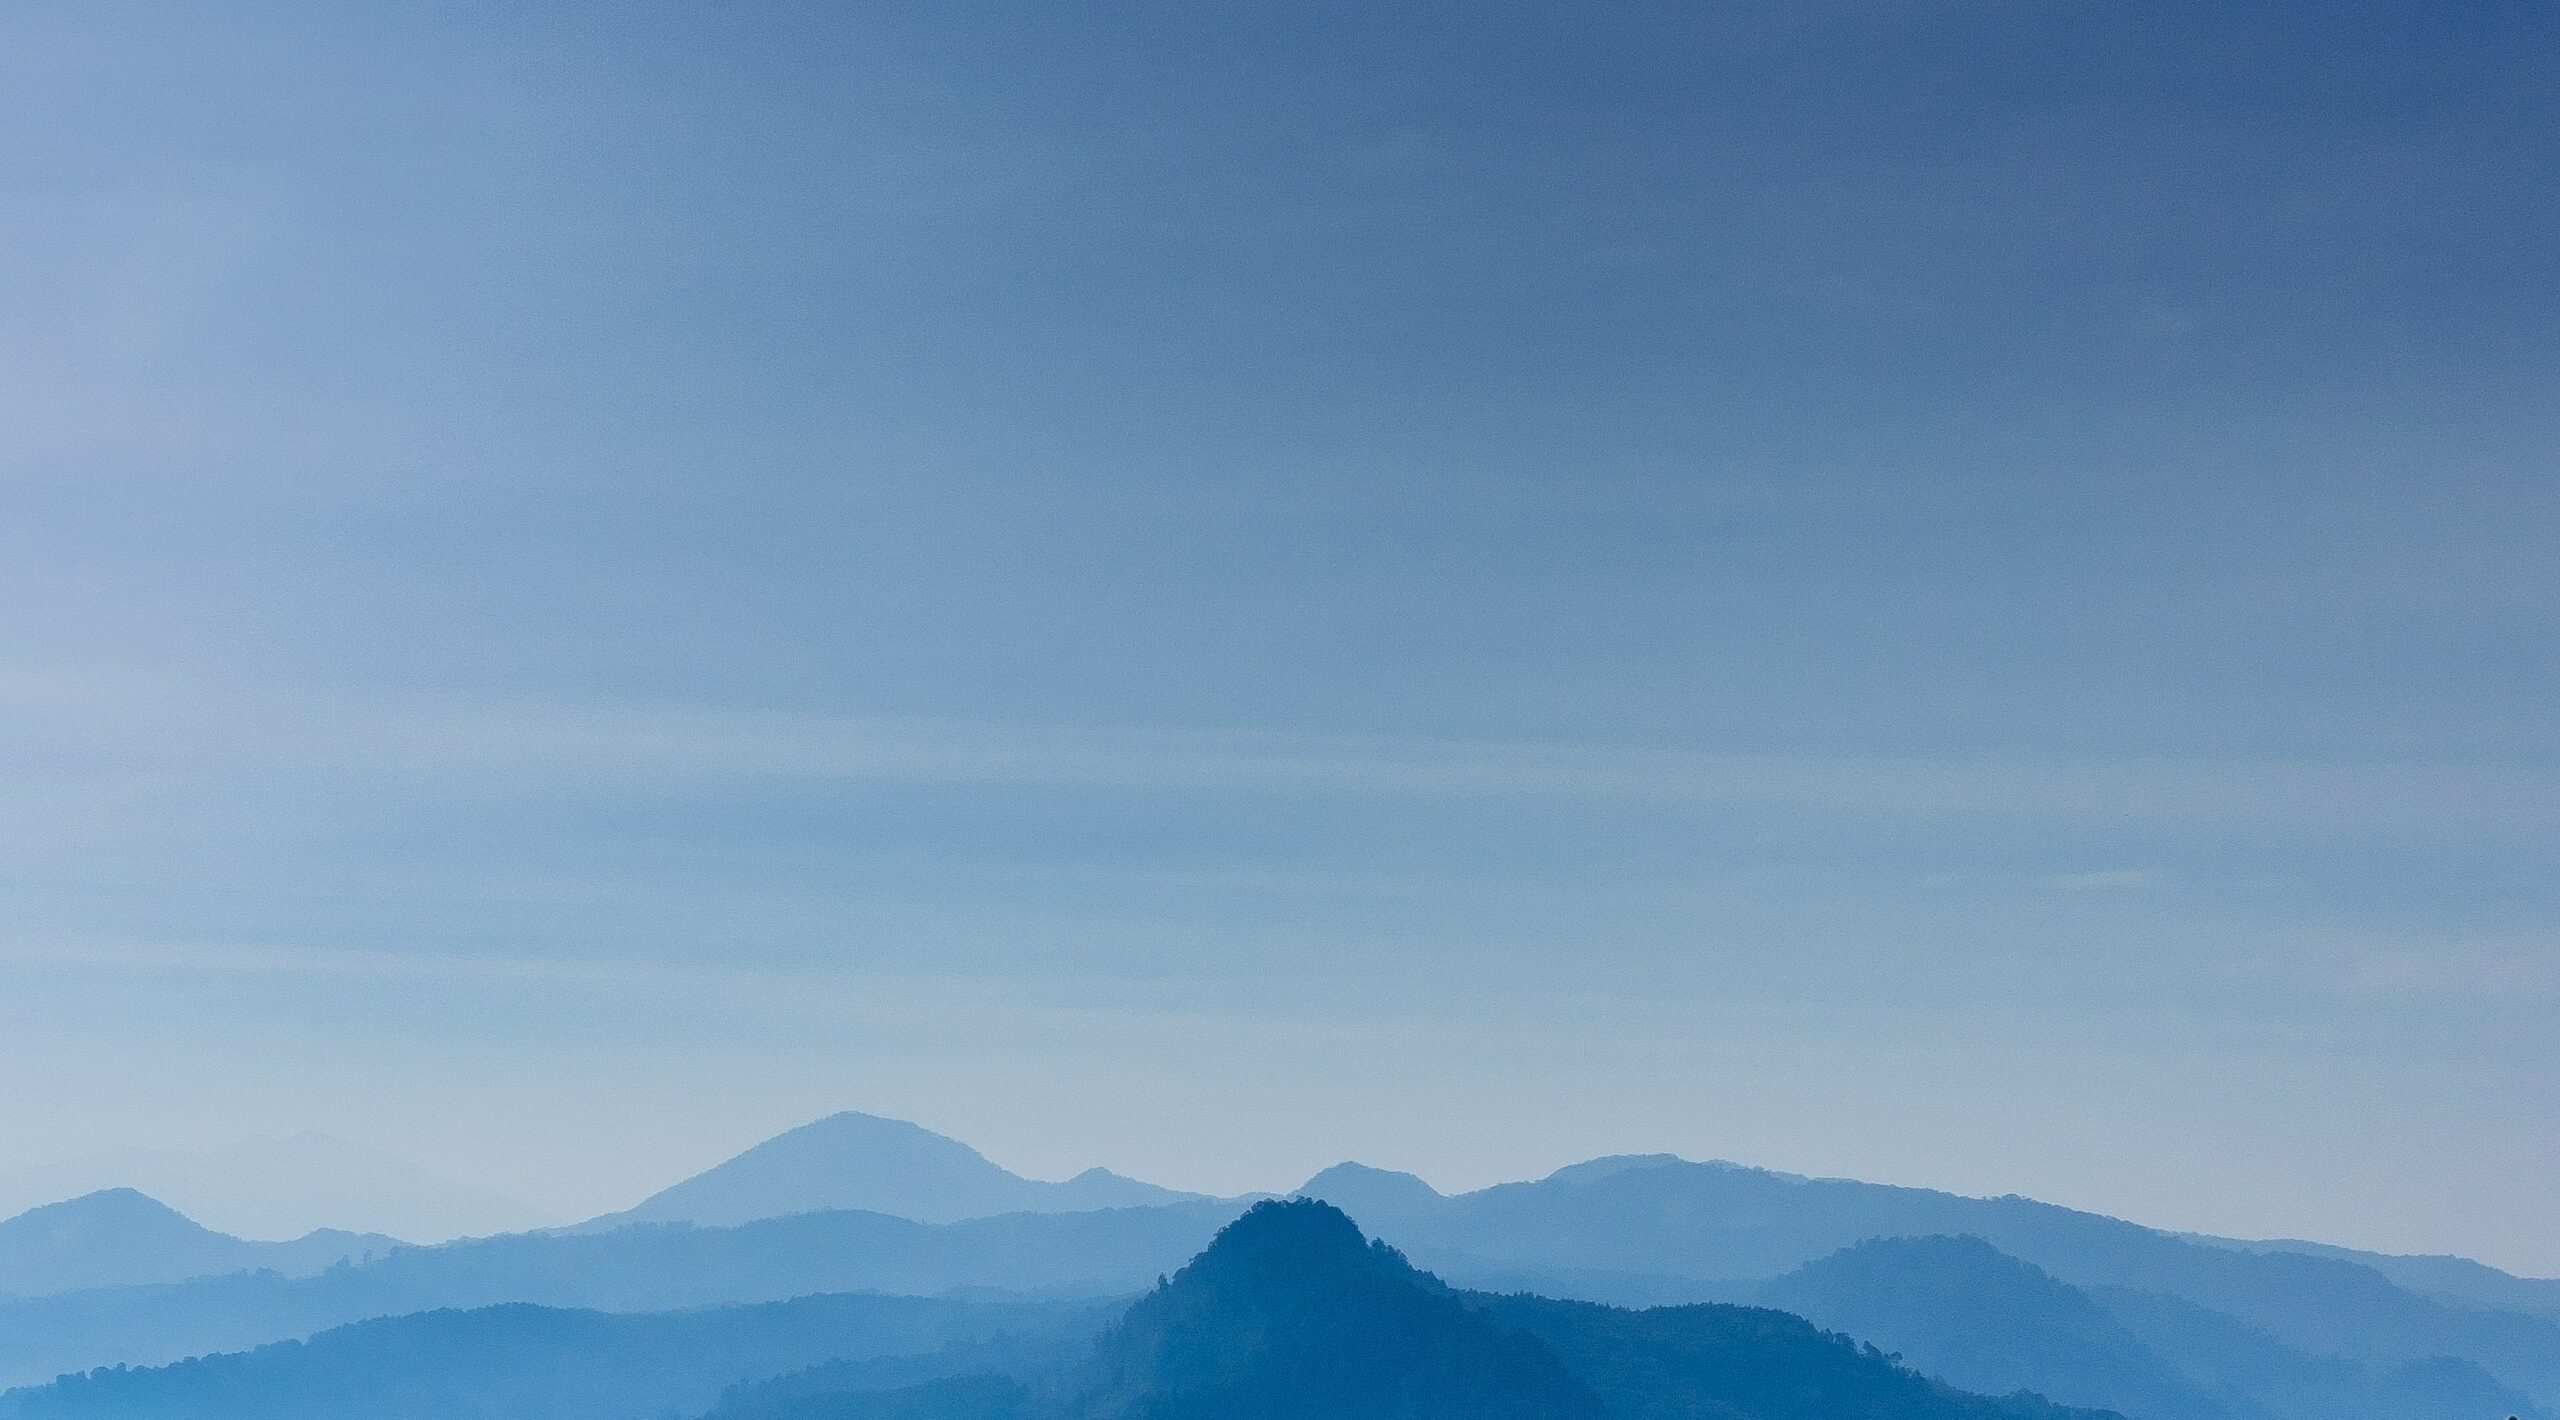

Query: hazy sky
left=4, top=2, right=2555, bottom=1271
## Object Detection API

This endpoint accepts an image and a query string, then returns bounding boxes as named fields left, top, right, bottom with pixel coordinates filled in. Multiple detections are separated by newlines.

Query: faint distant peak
left=770, top=1110, right=999, bottom=1160
left=1537, top=1153, right=1692, bottom=1185
left=6, top=1187, right=203, bottom=1230
left=0, top=1135, right=555, bottom=1244
left=1297, top=1161, right=1444, bottom=1210
left=602, top=1109, right=1210, bottom=1229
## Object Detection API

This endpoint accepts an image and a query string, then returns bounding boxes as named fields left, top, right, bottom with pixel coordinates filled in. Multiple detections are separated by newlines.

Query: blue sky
left=3, top=1, right=2555, bottom=1268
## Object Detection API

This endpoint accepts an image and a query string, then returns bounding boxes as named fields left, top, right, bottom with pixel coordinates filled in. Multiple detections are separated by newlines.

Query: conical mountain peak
left=1182, top=1198, right=1391, bottom=1280
left=9, top=1188, right=207, bottom=1237
left=1071, top=1199, right=1599, bottom=1420
left=597, top=1111, right=1212, bottom=1229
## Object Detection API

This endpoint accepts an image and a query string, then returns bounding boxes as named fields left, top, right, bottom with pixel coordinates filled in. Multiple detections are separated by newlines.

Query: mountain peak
left=1300, top=1161, right=1440, bottom=1194
left=789, top=1111, right=984, bottom=1150
left=1537, top=1153, right=1689, bottom=1186
left=1072, top=1198, right=1601, bottom=1419
left=1294, top=1162, right=1445, bottom=1228
left=0, top=1136, right=551, bottom=1243
left=0, top=1188, right=398, bottom=1301
left=600, top=1112, right=1211, bottom=1230
left=1190, top=1197, right=1380, bottom=1273
left=8, top=1188, right=207, bottom=1235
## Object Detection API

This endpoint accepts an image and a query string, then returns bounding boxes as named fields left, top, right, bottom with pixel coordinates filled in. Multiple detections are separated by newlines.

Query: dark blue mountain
left=1065, top=1199, right=1600, bottom=1420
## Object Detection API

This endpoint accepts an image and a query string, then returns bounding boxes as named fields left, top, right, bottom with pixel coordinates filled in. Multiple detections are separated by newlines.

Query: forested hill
left=719, top=1200, right=2124, bottom=1420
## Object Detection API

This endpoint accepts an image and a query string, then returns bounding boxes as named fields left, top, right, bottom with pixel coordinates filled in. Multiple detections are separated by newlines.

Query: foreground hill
left=717, top=1200, right=2119, bottom=1420
left=0, top=1203, right=1239, bottom=1389
left=0, top=1192, right=398, bottom=1300
left=1294, top=1155, right=2560, bottom=1410
left=0, top=1292, right=1111, bottom=1420
left=592, top=1114, right=1210, bottom=1230
left=1065, top=1199, right=1597, bottom=1419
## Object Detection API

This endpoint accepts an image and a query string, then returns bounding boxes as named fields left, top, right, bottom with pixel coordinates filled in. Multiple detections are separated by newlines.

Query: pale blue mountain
left=0, top=1137, right=552, bottom=1244
left=593, top=1114, right=1212, bottom=1230
left=0, top=1191, right=397, bottom=1300
left=2095, top=1283, right=2549, bottom=1420
left=2191, top=1237, right=2560, bottom=1325
left=1759, top=1236, right=2228, bottom=1420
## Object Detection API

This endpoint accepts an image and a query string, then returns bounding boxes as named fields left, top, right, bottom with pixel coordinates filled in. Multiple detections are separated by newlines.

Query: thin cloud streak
left=4, top=669, right=2556, bottom=837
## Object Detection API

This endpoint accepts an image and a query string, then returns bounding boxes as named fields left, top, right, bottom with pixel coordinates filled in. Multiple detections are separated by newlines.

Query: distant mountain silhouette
left=595, top=1114, right=1211, bottom=1229
left=0, top=1291, right=1110, bottom=1420
left=1760, top=1236, right=2232, bottom=1420
left=0, top=1200, right=1242, bottom=1388
left=1291, top=1153, right=2560, bottom=1412
left=2194, top=1237, right=2560, bottom=1325
left=2095, top=1283, right=2551, bottom=1420
left=0, top=1191, right=397, bottom=1300
left=1292, top=1164, right=1444, bottom=1220
left=0, top=1136, right=552, bottom=1243
left=9, top=1127, right=2555, bottom=1420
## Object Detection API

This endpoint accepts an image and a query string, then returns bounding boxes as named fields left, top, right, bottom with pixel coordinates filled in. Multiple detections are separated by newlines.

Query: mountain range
left=0, top=1198, right=1238, bottom=1388
left=0, top=1190, right=397, bottom=1301
left=1, top=1110, right=2552, bottom=1420
left=1759, top=1234, right=2546, bottom=1420
left=0, top=1201, right=2124, bottom=1420
left=1289, top=1151, right=2560, bottom=1410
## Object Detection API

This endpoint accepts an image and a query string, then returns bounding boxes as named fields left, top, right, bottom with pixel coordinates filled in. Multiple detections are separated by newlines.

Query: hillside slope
left=0, top=1293, right=1111, bottom=1420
